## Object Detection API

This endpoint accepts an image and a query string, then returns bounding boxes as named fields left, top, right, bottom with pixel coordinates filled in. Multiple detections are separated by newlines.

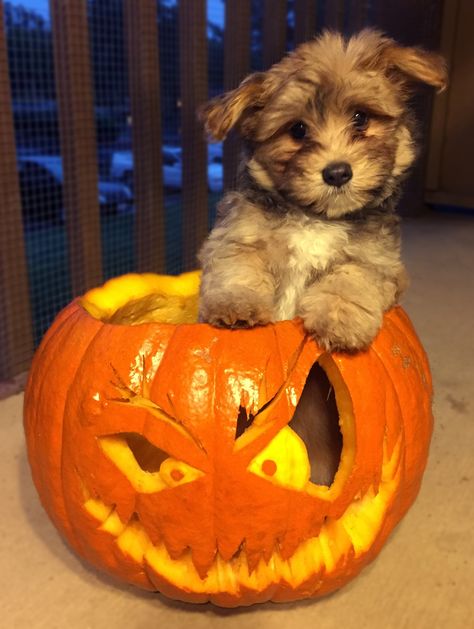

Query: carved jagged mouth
left=83, top=435, right=401, bottom=596
left=82, top=350, right=403, bottom=595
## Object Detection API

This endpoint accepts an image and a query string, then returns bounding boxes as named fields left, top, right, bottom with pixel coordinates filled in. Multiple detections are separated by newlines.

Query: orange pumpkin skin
left=24, top=273, right=433, bottom=607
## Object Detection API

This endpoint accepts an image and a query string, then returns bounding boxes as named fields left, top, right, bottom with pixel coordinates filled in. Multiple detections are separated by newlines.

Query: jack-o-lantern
left=24, top=272, right=433, bottom=607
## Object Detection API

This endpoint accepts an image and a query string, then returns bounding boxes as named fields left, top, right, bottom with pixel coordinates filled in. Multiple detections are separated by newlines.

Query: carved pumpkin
left=24, top=271, right=433, bottom=607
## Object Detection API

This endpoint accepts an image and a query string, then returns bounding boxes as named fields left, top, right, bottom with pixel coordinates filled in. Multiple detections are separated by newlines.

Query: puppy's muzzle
left=322, top=162, right=353, bottom=188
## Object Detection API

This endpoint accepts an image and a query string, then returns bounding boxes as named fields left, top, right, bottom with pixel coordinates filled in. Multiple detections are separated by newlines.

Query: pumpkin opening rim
left=80, top=271, right=201, bottom=326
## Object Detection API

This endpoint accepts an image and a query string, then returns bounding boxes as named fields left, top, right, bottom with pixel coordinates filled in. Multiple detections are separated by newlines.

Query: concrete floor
left=1, top=214, right=472, bottom=629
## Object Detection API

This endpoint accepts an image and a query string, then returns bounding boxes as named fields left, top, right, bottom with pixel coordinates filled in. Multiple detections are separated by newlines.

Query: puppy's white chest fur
left=270, top=217, right=349, bottom=320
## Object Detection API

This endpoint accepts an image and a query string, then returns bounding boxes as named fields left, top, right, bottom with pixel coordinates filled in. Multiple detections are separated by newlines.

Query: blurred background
left=0, top=0, right=472, bottom=385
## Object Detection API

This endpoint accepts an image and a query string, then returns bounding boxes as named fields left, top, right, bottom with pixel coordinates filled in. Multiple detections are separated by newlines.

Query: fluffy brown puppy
left=198, top=30, right=447, bottom=352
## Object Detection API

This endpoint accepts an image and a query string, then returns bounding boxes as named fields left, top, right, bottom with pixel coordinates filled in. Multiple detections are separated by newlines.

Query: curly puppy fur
left=198, top=30, right=446, bottom=353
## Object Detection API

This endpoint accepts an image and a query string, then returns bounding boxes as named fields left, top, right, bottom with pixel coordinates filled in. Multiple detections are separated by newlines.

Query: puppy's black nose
left=322, top=162, right=353, bottom=187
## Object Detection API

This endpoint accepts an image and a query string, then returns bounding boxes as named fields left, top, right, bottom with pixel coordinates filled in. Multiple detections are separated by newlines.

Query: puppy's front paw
left=199, top=288, right=272, bottom=329
left=299, top=293, right=382, bottom=352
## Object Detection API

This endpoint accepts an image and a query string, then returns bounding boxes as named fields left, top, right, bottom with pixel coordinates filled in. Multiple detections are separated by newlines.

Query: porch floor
left=1, top=214, right=472, bottom=629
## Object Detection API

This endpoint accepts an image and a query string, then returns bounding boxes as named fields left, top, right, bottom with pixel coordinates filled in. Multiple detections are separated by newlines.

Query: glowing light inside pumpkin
left=86, top=344, right=401, bottom=598
left=25, top=269, right=433, bottom=606
left=80, top=272, right=385, bottom=596
left=84, top=436, right=401, bottom=594
left=81, top=271, right=201, bottom=325
left=98, top=435, right=204, bottom=493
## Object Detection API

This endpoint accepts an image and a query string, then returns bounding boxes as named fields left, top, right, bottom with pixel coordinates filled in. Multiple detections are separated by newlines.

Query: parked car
left=18, top=155, right=133, bottom=225
left=207, top=142, right=223, bottom=163
left=162, top=147, right=183, bottom=191
left=207, top=146, right=223, bottom=193
left=110, top=146, right=182, bottom=191
left=110, top=143, right=223, bottom=193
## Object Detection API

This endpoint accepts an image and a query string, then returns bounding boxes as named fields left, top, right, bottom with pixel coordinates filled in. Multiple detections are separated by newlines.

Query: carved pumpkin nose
left=322, top=161, right=353, bottom=187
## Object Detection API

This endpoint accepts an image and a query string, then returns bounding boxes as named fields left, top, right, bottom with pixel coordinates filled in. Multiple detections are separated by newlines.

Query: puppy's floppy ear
left=199, top=72, right=269, bottom=141
left=383, top=44, right=448, bottom=92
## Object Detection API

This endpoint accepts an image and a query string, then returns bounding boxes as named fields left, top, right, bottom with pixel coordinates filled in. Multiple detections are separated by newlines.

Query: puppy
left=197, top=30, right=446, bottom=485
left=198, top=29, right=447, bottom=352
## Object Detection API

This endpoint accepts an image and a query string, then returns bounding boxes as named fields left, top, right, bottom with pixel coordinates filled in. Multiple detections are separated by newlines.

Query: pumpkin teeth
left=100, top=507, right=126, bottom=537
left=82, top=434, right=402, bottom=596
left=116, top=515, right=151, bottom=562
left=83, top=496, right=114, bottom=523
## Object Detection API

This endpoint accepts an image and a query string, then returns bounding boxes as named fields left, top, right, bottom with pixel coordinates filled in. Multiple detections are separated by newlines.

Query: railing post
left=370, top=0, right=444, bottom=215
left=263, top=0, right=287, bottom=69
left=345, top=1, right=369, bottom=33
left=0, top=0, right=34, bottom=380
left=324, top=0, right=344, bottom=31
left=295, top=0, right=317, bottom=45
left=124, top=0, right=165, bottom=273
left=50, top=0, right=103, bottom=296
left=179, top=0, right=209, bottom=271
left=223, top=0, right=251, bottom=192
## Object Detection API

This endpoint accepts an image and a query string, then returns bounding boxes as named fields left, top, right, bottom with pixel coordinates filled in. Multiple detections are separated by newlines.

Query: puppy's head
left=200, top=30, right=447, bottom=217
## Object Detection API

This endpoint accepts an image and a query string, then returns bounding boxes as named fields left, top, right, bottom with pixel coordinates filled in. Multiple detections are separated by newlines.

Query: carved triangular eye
left=245, top=361, right=343, bottom=490
left=289, top=363, right=342, bottom=487
left=98, top=432, right=204, bottom=493
left=235, top=406, right=255, bottom=440
left=247, top=426, right=311, bottom=490
left=124, top=432, right=169, bottom=472
left=233, top=336, right=310, bottom=460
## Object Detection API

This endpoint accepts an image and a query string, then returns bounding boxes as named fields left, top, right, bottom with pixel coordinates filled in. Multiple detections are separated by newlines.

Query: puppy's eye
left=289, top=121, right=307, bottom=141
left=352, top=110, right=369, bottom=132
